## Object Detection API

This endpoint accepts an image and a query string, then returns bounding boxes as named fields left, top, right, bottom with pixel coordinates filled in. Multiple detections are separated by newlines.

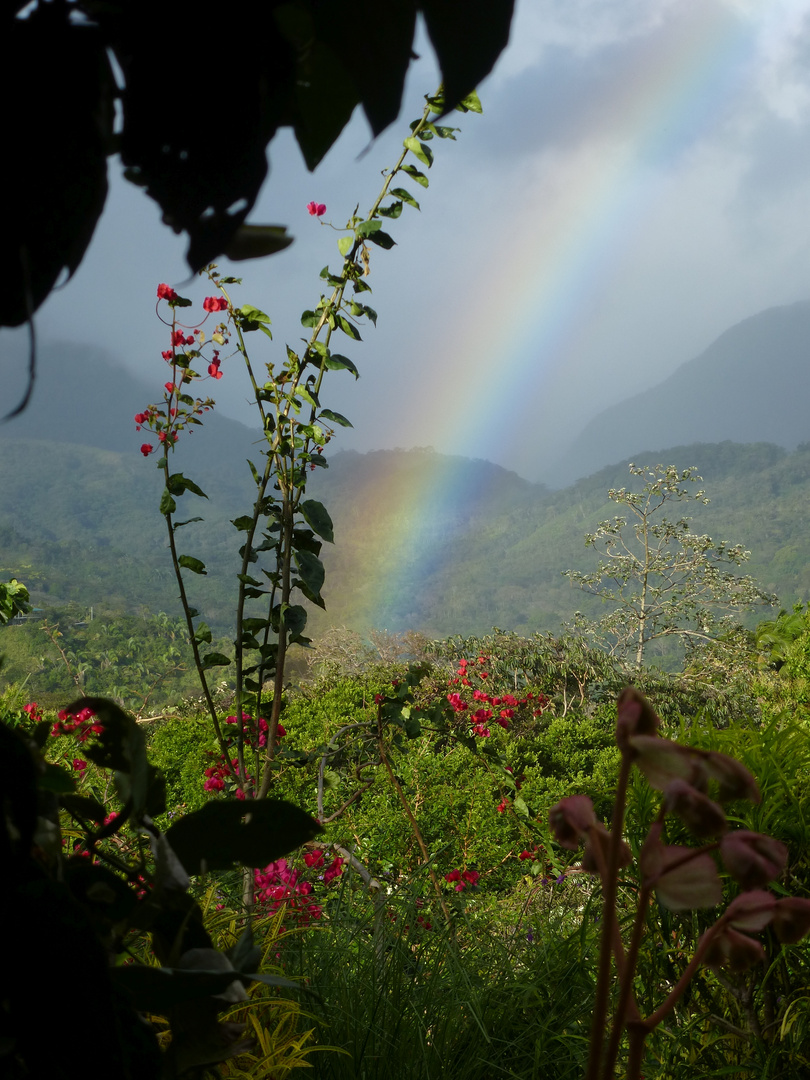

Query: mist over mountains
left=2, top=300, right=809, bottom=638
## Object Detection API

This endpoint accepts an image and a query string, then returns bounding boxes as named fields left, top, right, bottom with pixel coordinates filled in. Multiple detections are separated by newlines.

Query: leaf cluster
left=1, top=697, right=321, bottom=1077
left=6, top=0, right=512, bottom=331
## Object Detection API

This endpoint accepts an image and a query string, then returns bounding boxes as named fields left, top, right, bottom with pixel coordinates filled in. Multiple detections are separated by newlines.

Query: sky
left=4, top=0, right=810, bottom=483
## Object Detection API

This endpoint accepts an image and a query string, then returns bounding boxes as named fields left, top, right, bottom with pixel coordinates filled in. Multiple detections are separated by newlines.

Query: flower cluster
left=23, top=701, right=44, bottom=723
left=51, top=704, right=103, bottom=743
left=202, top=712, right=287, bottom=797
left=445, top=867, right=479, bottom=892
left=253, top=849, right=344, bottom=925
left=445, top=656, right=547, bottom=739
left=136, top=285, right=227, bottom=456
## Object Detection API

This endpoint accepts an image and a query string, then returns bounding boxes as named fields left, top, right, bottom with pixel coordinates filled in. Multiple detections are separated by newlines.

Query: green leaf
left=167, top=473, right=208, bottom=499
left=337, top=235, right=354, bottom=257
left=297, top=385, right=319, bottom=409
left=166, top=800, right=323, bottom=873
left=224, top=225, right=293, bottom=261
left=193, top=622, right=212, bottom=644
left=173, top=517, right=204, bottom=531
left=401, top=164, right=429, bottom=188
left=403, top=136, right=433, bottom=167
left=178, top=555, right=207, bottom=575
left=280, top=604, right=308, bottom=638
left=356, top=219, right=382, bottom=238
left=379, top=202, right=402, bottom=219
left=110, top=963, right=299, bottom=1012
left=201, top=652, right=231, bottom=670
left=160, top=490, right=176, bottom=515
left=319, top=409, right=352, bottom=428
left=294, top=550, right=325, bottom=595
left=60, top=792, right=106, bottom=822
left=231, top=516, right=254, bottom=532
left=239, top=304, right=271, bottom=324
left=300, top=499, right=334, bottom=543
left=323, top=353, right=359, bottom=378
left=456, top=89, right=483, bottom=113
left=300, top=310, right=320, bottom=328
left=337, top=316, right=361, bottom=340
left=366, top=231, right=395, bottom=250
left=389, top=187, right=420, bottom=210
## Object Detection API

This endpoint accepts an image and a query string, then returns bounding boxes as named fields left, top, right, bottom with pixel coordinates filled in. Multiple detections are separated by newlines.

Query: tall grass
left=283, top=881, right=598, bottom=1080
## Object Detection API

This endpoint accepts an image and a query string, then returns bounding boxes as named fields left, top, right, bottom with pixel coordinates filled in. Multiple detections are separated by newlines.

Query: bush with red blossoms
left=444, top=867, right=479, bottom=892
left=444, top=655, right=547, bottom=742
left=253, top=848, right=345, bottom=925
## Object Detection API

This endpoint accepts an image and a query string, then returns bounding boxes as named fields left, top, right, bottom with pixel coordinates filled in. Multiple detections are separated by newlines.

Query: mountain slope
left=554, top=300, right=810, bottom=485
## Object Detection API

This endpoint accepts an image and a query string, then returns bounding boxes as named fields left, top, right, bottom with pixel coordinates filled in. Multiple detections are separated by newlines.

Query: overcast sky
left=4, top=0, right=810, bottom=482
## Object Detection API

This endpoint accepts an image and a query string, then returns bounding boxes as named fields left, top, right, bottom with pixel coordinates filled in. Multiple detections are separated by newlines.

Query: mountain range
left=1, top=301, right=810, bottom=640
left=549, top=299, right=810, bottom=486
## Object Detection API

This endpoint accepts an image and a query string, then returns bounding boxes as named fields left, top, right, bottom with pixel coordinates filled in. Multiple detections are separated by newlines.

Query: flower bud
left=725, top=889, right=776, bottom=932
left=704, top=927, right=766, bottom=973
left=549, top=795, right=596, bottom=850
left=720, top=830, right=787, bottom=889
left=663, top=778, right=727, bottom=838
left=772, top=898, right=810, bottom=944
left=581, top=822, right=632, bottom=875
left=629, top=736, right=708, bottom=791
left=616, top=686, right=659, bottom=751
left=703, top=751, right=760, bottom=804
left=641, top=839, right=723, bottom=911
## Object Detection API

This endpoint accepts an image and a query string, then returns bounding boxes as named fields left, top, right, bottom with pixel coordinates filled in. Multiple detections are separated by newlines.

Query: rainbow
left=323, top=3, right=772, bottom=635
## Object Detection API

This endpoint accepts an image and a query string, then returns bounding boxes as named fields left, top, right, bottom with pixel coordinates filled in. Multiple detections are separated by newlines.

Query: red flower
left=203, top=296, right=228, bottom=312
left=208, top=359, right=222, bottom=379
left=157, top=283, right=178, bottom=301
left=140, top=443, right=154, bottom=456
left=306, top=201, right=327, bottom=216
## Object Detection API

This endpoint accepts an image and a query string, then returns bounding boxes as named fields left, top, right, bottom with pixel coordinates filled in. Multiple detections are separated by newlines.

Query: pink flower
left=140, top=443, right=154, bottom=456
left=157, top=283, right=178, bottom=301
left=72, top=759, right=87, bottom=772
left=306, top=201, right=327, bottom=216
left=304, top=850, right=324, bottom=869
left=203, top=296, right=228, bottom=312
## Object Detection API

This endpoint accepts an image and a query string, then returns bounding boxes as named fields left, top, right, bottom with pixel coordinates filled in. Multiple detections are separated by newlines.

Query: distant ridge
left=552, top=300, right=810, bottom=485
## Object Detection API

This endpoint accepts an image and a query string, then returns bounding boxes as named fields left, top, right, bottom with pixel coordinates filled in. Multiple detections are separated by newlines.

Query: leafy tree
left=564, top=463, right=776, bottom=668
